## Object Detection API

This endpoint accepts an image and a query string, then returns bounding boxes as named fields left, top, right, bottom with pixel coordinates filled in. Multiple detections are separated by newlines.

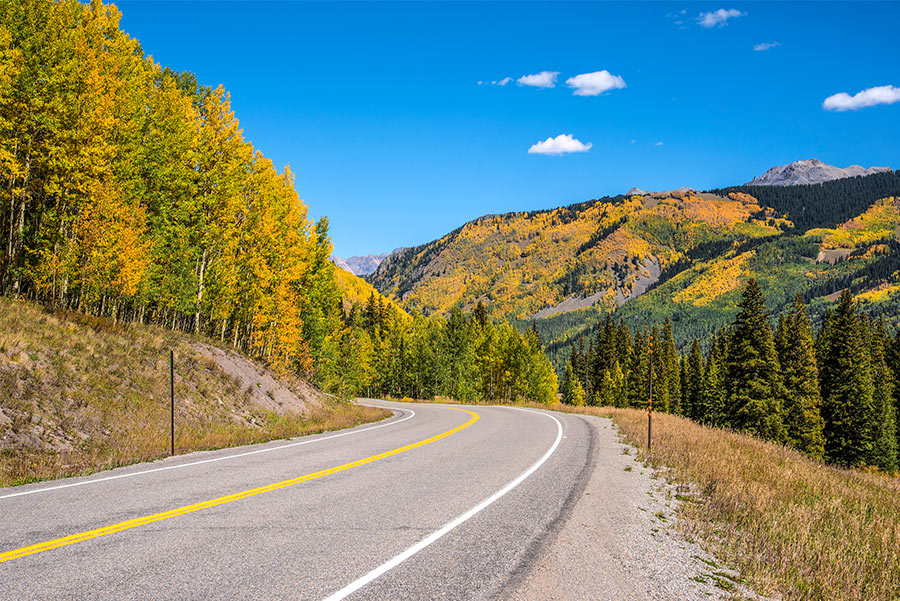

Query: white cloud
left=517, top=71, right=559, bottom=88
left=753, top=41, right=780, bottom=51
left=654, top=141, right=664, bottom=146
left=823, top=85, right=900, bottom=111
left=528, top=134, right=593, bottom=156
left=630, top=139, right=637, bottom=144
left=565, top=70, right=627, bottom=96
left=697, top=8, right=746, bottom=27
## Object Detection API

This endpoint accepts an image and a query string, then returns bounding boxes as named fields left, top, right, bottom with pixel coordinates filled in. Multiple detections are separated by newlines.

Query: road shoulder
left=504, top=413, right=734, bottom=601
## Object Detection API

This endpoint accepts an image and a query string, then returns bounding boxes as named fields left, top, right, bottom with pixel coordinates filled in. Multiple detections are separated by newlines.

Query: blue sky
left=117, top=1, right=900, bottom=258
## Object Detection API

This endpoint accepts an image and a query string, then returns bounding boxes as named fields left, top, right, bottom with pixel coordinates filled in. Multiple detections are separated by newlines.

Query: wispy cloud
left=823, top=85, right=900, bottom=111
left=666, top=9, right=688, bottom=27
left=654, top=141, right=664, bottom=146
left=478, top=77, right=513, bottom=87
left=754, top=41, right=780, bottom=51
left=517, top=71, right=559, bottom=89
left=528, top=134, right=592, bottom=156
left=565, top=70, right=627, bottom=96
left=697, top=8, right=746, bottom=27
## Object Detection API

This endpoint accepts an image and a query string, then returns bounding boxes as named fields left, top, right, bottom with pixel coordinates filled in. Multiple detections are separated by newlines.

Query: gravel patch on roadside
left=505, top=414, right=751, bottom=601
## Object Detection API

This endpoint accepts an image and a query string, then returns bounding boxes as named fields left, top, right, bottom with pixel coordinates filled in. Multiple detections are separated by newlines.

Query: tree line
left=711, top=170, right=900, bottom=232
left=321, top=297, right=558, bottom=404
left=561, top=279, right=899, bottom=471
left=0, top=0, right=560, bottom=406
left=0, top=0, right=346, bottom=376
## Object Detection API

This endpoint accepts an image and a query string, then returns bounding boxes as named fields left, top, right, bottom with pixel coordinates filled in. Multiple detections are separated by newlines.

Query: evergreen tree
left=887, top=333, right=900, bottom=457
left=684, top=339, right=704, bottom=421
left=724, top=279, right=786, bottom=441
left=868, top=318, right=898, bottom=471
left=775, top=295, right=826, bottom=460
left=701, top=334, right=727, bottom=426
left=561, top=361, right=585, bottom=405
left=627, top=330, right=650, bottom=408
left=650, top=325, right=669, bottom=411
left=819, top=290, right=877, bottom=467
left=662, top=318, right=681, bottom=414
left=472, top=301, right=488, bottom=327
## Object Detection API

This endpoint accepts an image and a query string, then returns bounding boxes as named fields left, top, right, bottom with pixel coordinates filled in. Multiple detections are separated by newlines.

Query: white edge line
left=0, top=406, right=415, bottom=501
left=321, top=406, right=564, bottom=601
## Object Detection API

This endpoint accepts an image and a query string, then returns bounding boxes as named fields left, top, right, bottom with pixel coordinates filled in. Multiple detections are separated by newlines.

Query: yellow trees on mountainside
left=74, top=180, right=151, bottom=307
left=0, top=0, right=342, bottom=383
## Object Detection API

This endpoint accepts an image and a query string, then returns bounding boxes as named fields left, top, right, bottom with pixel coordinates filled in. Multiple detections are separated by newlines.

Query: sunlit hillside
left=333, top=265, right=406, bottom=315
left=366, top=171, right=900, bottom=370
left=370, top=190, right=783, bottom=319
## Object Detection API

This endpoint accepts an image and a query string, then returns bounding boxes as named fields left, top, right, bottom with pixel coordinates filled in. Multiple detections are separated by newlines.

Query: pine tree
left=775, top=295, right=825, bottom=460
left=701, top=334, right=727, bottom=426
left=662, top=318, right=681, bottom=414
left=819, top=290, right=877, bottom=467
left=684, top=339, right=704, bottom=421
left=724, top=279, right=786, bottom=441
left=561, top=361, right=585, bottom=406
left=650, top=325, right=670, bottom=412
left=868, top=318, right=898, bottom=471
left=887, top=332, right=900, bottom=457
left=627, top=330, right=650, bottom=408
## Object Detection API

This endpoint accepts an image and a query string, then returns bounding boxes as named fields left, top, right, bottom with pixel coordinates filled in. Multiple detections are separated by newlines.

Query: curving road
left=0, top=400, right=596, bottom=600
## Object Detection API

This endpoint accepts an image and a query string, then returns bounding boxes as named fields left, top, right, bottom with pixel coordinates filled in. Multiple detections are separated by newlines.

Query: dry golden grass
left=0, top=298, right=389, bottom=488
left=556, top=405, right=900, bottom=601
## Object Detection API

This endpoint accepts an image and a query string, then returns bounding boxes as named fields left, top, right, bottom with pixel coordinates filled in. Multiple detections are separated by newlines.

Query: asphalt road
left=0, top=400, right=595, bottom=601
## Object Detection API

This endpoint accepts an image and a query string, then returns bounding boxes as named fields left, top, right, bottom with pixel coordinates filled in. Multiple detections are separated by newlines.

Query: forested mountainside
left=368, top=170, right=900, bottom=371
left=548, top=172, right=900, bottom=369
left=332, top=266, right=404, bottom=315
left=0, top=0, right=557, bottom=405
left=370, top=189, right=785, bottom=318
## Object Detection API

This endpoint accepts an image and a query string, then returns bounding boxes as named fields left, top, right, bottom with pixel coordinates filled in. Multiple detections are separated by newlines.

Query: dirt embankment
left=0, top=298, right=385, bottom=487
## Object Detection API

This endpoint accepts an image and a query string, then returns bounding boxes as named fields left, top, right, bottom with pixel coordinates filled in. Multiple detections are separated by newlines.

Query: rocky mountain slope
left=331, top=253, right=392, bottom=276
left=747, top=158, right=891, bottom=186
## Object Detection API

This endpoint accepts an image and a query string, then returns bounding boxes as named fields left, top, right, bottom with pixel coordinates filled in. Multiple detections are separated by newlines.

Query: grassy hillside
left=0, top=298, right=388, bottom=487
left=370, top=190, right=782, bottom=320
left=571, top=406, right=900, bottom=601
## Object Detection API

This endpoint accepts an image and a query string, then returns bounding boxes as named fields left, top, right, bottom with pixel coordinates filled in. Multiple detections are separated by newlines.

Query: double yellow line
left=1, top=407, right=479, bottom=563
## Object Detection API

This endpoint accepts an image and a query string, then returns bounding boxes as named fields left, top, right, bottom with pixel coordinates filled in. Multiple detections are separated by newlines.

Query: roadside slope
left=0, top=298, right=387, bottom=487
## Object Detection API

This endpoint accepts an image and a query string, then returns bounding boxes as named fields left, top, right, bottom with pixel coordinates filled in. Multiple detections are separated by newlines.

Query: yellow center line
left=0, top=407, right=480, bottom=563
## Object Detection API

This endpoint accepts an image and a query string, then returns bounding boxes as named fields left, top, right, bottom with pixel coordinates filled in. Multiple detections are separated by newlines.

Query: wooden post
left=648, top=335, right=653, bottom=450
left=170, top=350, right=175, bottom=456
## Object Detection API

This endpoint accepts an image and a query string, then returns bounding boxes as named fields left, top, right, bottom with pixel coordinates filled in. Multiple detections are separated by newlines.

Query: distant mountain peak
left=747, top=159, right=891, bottom=186
left=330, top=253, right=391, bottom=277
left=626, top=187, right=647, bottom=196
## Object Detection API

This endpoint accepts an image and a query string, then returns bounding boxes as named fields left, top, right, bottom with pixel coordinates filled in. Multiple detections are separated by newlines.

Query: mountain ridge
left=366, top=168, right=900, bottom=370
left=747, top=158, right=891, bottom=186
left=330, top=252, right=393, bottom=276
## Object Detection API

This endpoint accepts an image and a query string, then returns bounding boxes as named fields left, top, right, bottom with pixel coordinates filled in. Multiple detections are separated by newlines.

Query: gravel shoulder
left=505, top=413, right=736, bottom=601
